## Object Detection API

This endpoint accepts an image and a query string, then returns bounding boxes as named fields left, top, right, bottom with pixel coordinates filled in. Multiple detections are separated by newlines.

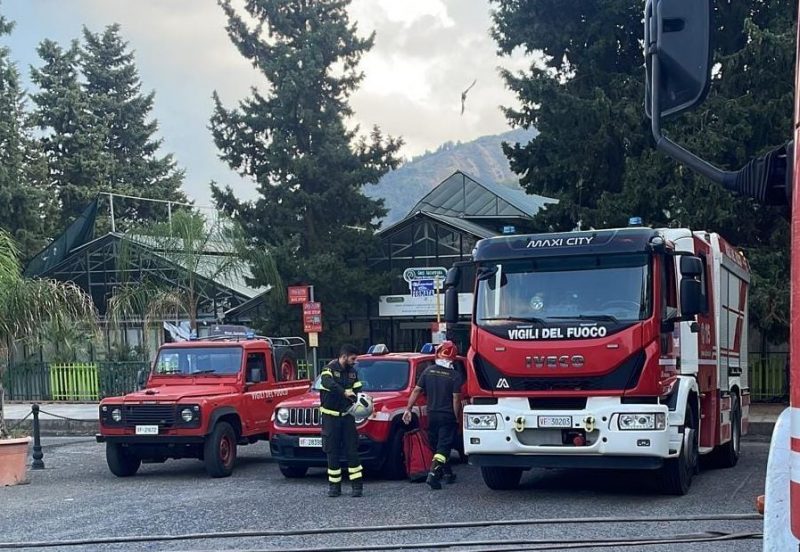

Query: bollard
left=31, top=404, right=44, bottom=470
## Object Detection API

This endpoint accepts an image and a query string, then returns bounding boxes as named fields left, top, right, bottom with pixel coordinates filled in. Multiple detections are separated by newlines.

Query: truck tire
left=204, top=421, right=237, bottom=478
left=106, top=443, right=141, bottom=477
left=278, top=464, right=308, bottom=478
left=481, top=466, right=523, bottom=490
left=712, top=393, right=742, bottom=468
left=276, top=348, right=297, bottom=381
left=382, top=429, right=407, bottom=480
left=660, top=408, right=699, bottom=495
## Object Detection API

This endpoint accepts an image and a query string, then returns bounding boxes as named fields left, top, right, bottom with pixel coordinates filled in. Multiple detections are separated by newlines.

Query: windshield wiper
left=548, top=314, right=620, bottom=323
left=481, top=316, right=546, bottom=324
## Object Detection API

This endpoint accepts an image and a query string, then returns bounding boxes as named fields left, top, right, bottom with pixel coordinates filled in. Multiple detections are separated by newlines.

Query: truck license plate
left=298, top=437, right=322, bottom=447
left=538, top=416, right=572, bottom=428
left=135, top=425, right=159, bottom=435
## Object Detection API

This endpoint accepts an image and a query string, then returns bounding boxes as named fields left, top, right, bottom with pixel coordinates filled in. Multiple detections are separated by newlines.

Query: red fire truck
left=270, top=345, right=466, bottom=479
left=443, top=226, right=749, bottom=495
left=97, top=334, right=309, bottom=478
left=642, top=0, right=799, bottom=546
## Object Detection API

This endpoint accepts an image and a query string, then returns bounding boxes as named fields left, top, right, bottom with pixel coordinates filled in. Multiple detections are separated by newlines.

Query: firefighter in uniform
left=403, top=341, right=463, bottom=490
left=319, top=344, right=364, bottom=497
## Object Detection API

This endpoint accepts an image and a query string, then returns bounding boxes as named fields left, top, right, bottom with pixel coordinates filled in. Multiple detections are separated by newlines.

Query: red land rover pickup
left=269, top=345, right=467, bottom=479
left=97, top=335, right=310, bottom=478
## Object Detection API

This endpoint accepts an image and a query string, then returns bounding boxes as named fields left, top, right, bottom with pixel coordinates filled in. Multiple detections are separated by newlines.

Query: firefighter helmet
left=347, top=393, right=374, bottom=419
left=436, top=340, right=458, bottom=361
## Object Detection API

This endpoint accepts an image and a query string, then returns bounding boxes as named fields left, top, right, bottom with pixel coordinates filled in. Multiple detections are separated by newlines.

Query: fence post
left=31, top=404, right=44, bottom=470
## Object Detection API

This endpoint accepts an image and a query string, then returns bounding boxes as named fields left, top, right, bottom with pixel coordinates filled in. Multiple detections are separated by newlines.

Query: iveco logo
left=527, top=355, right=585, bottom=369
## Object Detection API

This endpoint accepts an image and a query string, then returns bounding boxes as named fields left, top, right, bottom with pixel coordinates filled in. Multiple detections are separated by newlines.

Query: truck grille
left=123, top=405, right=176, bottom=427
left=288, top=407, right=320, bottom=426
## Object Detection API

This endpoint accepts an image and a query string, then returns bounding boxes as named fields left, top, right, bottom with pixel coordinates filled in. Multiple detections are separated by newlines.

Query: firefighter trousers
left=428, top=412, right=457, bottom=466
left=321, top=413, right=363, bottom=483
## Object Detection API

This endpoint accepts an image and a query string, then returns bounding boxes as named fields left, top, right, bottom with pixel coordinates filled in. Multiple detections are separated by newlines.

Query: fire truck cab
left=445, top=226, right=750, bottom=494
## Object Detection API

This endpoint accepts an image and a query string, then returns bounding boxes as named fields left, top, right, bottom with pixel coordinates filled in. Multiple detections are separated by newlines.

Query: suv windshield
left=312, top=359, right=410, bottom=392
left=154, top=347, right=243, bottom=376
left=476, top=253, right=652, bottom=324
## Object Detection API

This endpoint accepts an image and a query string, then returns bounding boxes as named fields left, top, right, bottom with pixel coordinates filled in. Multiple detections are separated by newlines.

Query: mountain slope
left=367, top=128, right=538, bottom=226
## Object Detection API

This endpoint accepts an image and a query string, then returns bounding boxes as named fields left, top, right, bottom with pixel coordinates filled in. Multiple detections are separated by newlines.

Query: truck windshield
left=154, top=347, right=243, bottom=376
left=476, top=253, right=652, bottom=324
left=312, top=360, right=410, bottom=392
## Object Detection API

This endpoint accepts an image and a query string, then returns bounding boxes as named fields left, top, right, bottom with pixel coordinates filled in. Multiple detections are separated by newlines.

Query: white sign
left=402, top=267, right=447, bottom=283
left=378, top=293, right=473, bottom=318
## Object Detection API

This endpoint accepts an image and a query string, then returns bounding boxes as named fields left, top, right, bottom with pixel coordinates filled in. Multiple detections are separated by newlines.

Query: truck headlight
left=276, top=408, right=289, bottom=425
left=465, top=413, right=498, bottom=430
left=617, top=413, right=666, bottom=431
left=111, top=408, right=122, bottom=422
left=180, top=408, right=194, bottom=423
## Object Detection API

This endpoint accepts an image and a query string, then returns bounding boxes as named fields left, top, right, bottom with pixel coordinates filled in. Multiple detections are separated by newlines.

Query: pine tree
left=0, top=11, right=54, bottom=259
left=80, top=25, right=186, bottom=223
left=211, top=0, right=402, bottom=344
left=492, top=0, right=794, bottom=343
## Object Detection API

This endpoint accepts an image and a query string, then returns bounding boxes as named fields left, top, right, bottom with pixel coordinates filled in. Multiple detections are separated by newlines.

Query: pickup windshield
left=312, top=359, right=410, bottom=392
left=476, top=253, right=652, bottom=325
left=154, top=347, right=243, bottom=376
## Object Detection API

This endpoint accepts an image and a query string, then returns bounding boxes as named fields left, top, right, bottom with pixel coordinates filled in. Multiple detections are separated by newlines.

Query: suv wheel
left=204, top=421, right=237, bottom=478
left=278, top=464, right=308, bottom=478
left=106, top=443, right=141, bottom=477
left=382, top=429, right=406, bottom=480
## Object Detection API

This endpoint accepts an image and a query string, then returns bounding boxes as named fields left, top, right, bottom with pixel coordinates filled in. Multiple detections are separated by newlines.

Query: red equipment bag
left=403, top=429, right=432, bottom=482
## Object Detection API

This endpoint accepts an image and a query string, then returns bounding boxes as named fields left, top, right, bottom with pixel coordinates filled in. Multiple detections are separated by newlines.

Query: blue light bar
left=628, top=216, right=643, bottom=227
left=420, top=343, right=435, bottom=354
left=245, top=330, right=255, bottom=340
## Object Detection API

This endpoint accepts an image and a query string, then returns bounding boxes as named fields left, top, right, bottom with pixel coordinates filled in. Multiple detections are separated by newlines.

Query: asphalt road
left=0, top=436, right=768, bottom=552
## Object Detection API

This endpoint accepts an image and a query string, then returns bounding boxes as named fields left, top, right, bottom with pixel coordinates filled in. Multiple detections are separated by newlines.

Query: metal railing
left=748, top=352, right=789, bottom=402
left=4, top=361, right=148, bottom=402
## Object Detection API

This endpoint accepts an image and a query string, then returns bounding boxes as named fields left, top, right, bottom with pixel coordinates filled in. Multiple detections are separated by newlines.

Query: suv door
left=243, top=350, right=273, bottom=433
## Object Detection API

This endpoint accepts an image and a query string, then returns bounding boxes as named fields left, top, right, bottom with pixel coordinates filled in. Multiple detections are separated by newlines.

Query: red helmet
left=436, top=340, right=458, bottom=361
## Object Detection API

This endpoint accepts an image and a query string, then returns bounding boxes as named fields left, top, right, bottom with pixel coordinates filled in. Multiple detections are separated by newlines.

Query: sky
left=2, top=0, right=529, bottom=206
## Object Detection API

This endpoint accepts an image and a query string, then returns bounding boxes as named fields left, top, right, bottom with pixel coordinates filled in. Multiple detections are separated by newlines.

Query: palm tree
left=107, top=210, right=282, bottom=351
left=0, top=229, right=97, bottom=438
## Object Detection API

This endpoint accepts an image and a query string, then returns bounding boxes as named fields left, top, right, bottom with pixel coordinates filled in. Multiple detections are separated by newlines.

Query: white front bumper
left=464, top=397, right=681, bottom=461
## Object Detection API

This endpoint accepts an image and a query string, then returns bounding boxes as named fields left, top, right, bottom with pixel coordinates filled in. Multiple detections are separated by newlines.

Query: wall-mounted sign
left=378, top=293, right=473, bottom=318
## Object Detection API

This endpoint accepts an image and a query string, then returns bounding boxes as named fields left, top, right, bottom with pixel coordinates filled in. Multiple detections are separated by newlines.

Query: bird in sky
left=460, top=79, right=477, bottom=115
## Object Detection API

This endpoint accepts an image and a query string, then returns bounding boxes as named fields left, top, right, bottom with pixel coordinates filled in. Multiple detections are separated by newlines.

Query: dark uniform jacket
left=319, top=360, right=363, bottom=415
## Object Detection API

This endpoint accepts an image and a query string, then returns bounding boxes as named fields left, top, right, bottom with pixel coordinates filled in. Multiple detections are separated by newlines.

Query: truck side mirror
left=136, top=369, right=148, bottom=390
left=679, top=255, right=703, bottom=277
left=680, top=278, right=703, bottom=317
left=444, top=266, right=461, bottom=288
left=645, top=0, right=712, bottom=120
left=444, top=287, right=459, bottom=324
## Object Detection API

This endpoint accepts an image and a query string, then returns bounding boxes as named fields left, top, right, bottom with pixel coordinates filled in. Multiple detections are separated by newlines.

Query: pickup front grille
left=288, top=407, right=320, bottom=426
left=123, top=405, right=176, bottom=427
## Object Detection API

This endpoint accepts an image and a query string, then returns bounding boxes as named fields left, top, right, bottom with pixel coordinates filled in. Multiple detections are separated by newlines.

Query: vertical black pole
left=31, top=404, right=44, bottom=470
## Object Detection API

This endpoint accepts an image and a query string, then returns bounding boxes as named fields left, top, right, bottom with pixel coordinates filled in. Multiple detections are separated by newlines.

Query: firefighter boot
left=426, top=460, right=444, bottom=490
left=442, top=463, right=456, bottom=484
left=351, top=479, right=363, bottom=498
left=327, top=483, right=342, bottom=497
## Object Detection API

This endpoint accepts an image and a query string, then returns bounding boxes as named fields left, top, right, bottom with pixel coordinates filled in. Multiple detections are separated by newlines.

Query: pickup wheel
left=711, top=393, right=742, bottom=468
left=660, top=408, right=699, bottom=495
left=481, top=466, right=522, bottom=490
left=106, top=443, right=141, bottom=477
left=204, top=422, right=237, bottom=478
left=278, top=464, right=308, bottom=478
left=382, top=429, right=407, bottom=480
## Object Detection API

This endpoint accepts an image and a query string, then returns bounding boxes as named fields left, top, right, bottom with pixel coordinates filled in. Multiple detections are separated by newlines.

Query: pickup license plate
left=135, top=425, right=159, bottom=435
left=538, top=416, right=572, bottom=428
left=298, top=437, right=322, bottom=447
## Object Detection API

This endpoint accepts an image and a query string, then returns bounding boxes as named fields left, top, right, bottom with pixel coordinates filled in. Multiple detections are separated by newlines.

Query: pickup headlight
left=276, top=408, right=289, bottom=425
left=617, top=413, right=666, bottom=431
left=465, top=413, right=498, bottom=430
left=111, top=408, right=123, bottom=423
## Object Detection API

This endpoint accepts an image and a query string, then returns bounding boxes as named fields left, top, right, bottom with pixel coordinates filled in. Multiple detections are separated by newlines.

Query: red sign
left=303, top=301, right=322, bottom=333
left=288, top=286, right=309, bottom=305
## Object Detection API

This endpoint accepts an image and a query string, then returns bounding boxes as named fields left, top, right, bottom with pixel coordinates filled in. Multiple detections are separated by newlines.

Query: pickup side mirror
left=247, top=368, right=264, bottom=384
left=136, top=369, right=148, bottom=390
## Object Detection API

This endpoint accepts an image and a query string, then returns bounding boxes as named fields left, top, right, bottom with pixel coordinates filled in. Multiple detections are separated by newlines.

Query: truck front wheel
left=204, top=422, right=237, bottom=478
left=660, top=408, right=699, bottom=495
left=481, top=466, right=523, bottom=490
left=106, top=443, right=141, bottom=477
left=711, top=393, right=741, bottom=468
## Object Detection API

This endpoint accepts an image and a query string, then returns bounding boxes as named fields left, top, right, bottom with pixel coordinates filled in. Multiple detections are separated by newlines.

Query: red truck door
left=242, top=350, right=274, bottom=434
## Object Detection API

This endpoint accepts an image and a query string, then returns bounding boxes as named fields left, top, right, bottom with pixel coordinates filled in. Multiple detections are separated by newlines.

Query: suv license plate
left=538, top=416, right=572, bottom=428
left=299, top=437, right=322, bottom=447
left=135, top=425, right=159, bottom=435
